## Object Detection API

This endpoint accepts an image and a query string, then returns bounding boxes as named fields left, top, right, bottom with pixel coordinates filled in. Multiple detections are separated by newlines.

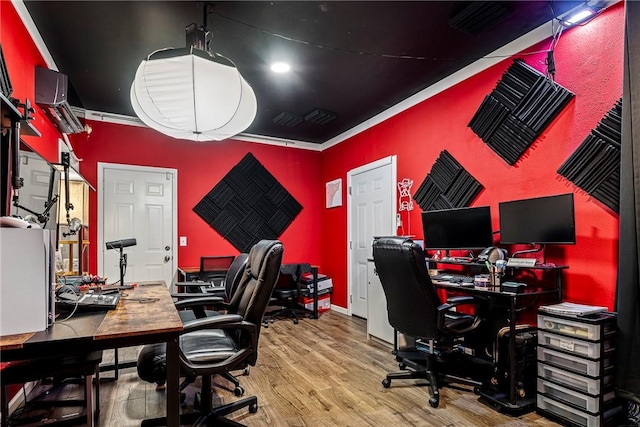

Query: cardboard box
left=299, top=293, right=331, bottom=312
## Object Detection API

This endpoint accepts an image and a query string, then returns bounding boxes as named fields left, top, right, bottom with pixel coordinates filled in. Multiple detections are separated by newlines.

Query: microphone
left=105, top=238, right=137, bottom=249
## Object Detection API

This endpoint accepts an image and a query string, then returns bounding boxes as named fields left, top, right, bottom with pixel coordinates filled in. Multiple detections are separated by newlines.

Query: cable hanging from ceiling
left=209, top=9, right=564, bottom=63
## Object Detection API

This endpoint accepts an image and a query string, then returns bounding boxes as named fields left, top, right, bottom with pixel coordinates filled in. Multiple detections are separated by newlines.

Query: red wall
left=322, top=3, right=624, bottom=309
left=71, top=123, right=323, bottom=271
left=2, top=2, right=626, bottom=312
left=1, top=1, right=63, bottom=162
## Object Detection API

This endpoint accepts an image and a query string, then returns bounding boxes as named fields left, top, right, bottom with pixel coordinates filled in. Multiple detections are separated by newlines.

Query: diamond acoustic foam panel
left=193, top=153, right=303, bottom=252
left=558, top=99, right=622, bottom=213
left=469, top=59, right=574, bottom=165
left=413, top=150, right=484, bottom=211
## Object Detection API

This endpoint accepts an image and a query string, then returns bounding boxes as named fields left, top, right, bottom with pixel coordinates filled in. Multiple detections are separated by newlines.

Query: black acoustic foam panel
left=469, top=59, right=574, bottom=165
left=193, top=153, right=303, bottom=252
left=558, top=99, right=622, bottom=213
left=413, top=150, right=484, bottom=211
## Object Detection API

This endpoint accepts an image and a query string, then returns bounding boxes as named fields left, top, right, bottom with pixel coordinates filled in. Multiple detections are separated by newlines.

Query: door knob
left=164, top=255, right=171, bottom=263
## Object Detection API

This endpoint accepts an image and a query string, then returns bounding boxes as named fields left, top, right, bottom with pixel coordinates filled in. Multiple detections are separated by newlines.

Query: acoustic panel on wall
left=193, top=153, right=303, bottom=252
left=413, top=150, right=484, bottom=211
left=469, top=59, right=574, bottom=165
left=558, top=99, right=622, bottom=213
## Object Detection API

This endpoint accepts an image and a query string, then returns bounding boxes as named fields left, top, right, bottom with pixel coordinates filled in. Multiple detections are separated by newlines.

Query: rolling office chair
left=263, top=264, right=311, bottom=325
left=199, top=255, right=236, bottom=285
left=137, top=240, right=283, bottom=426
left=174, top=253, right=249, bottom=322
left=173, top=253, right=250, bottom=396
left=372, top=236, right=489, bottom=408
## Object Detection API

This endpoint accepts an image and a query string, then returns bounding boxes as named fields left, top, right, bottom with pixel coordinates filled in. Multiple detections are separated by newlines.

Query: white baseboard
left=330, top=304, right=349, bottom=315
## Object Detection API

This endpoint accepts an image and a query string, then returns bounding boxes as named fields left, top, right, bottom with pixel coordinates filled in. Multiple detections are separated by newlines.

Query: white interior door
left=98, top=163, right=177, bottom=287
left=348, top=156, right=396, bottom=318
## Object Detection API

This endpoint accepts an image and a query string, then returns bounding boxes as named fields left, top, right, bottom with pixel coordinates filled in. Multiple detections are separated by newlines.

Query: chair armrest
left=182, top=313, right=246, bottom=332
left=444, top=295, right=477, bottom=306
left=174, top=296, right=225, bottom=309
left=437, top=296, right=483, bottom=335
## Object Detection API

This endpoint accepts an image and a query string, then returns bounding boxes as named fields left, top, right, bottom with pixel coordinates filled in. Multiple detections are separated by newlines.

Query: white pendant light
left=130, top=25, right=257, bottom=142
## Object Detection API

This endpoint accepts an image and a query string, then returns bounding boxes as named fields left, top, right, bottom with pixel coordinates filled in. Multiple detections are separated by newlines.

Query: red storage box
left=299, top=293, right=331, bottom=312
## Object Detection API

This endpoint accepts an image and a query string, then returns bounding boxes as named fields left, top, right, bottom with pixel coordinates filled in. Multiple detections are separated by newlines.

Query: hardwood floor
left=19, top=311, right=560, bottom=426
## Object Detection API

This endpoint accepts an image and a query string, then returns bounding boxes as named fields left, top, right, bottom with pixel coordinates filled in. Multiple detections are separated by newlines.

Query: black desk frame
left=0, top=285, right=183, bottom=426
left=429, top=258, right=566, bottom=413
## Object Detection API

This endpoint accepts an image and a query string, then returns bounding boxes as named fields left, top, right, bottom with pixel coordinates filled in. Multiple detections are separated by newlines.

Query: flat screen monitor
left=499, top=193, right=576, bottom=245
left=422, top=206, right=493, bottom=250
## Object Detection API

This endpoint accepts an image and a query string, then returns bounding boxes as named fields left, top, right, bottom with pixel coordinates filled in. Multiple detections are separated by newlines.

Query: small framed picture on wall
left=326, top=178, right=342, bottom=208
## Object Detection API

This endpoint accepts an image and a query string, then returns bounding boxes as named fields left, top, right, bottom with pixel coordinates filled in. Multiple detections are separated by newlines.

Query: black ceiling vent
left=304, top=109, right=337, bottom=125
left=449, top=2, right=511, bottom=36
left=272, top=112, right=303, bottom=128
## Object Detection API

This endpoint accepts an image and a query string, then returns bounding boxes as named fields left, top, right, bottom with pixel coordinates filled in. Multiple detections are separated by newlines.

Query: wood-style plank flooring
left=19, top=311, right=561, bottom=426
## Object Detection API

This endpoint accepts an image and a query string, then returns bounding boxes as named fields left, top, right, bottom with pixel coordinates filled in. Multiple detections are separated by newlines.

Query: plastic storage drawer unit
left=537, top=346, right=612, bottom=377
left=537, top=378, right=615, bottom=413
left=538, top=330, right=613, bottom=359
left=537, top=395, right=622, bottom=427
left=537, top=363, right=613, bottom=395
left=538, top=313, right=614, bottom=341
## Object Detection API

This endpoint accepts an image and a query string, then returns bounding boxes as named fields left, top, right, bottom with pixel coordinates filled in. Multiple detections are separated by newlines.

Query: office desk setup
left=0, top=282, right=184, bottom=426
left=429, top=258, right=567, bottom=413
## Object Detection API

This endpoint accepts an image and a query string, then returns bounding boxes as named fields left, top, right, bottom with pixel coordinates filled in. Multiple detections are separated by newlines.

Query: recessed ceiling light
left=271, top=62, right=290, bottom=73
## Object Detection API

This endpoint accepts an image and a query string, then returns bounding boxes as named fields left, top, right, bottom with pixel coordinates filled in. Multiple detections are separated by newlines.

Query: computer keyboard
left=56, top=292, right=121, bottom=312
left=430, top=273, right=475, bottom=285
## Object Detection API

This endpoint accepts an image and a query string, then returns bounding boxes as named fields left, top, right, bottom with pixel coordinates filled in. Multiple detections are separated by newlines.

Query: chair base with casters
left=0, top=351, right=102, bottom=427
left=381, top=343, right=486, bottom=408
left=262, top=288, right=311, bottom=325
left=140, top=373, right=257, bottom=427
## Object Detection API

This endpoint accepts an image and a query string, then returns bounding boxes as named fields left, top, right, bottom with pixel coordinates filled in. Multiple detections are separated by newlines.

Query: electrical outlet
left=396, top=213, right=403, bottom=228
left=179, top=236, right=187, bottom=246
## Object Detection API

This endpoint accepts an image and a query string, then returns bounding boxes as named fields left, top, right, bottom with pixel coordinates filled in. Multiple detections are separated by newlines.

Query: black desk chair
left=199, top=255, right=235, bottom=285
left=137, top=240, right=283, bottom=426
left=175, top=253, right=249, bottom=321
left=173, top=253, right=251, bottom=396
left=263, top=264, right=311, bottom=325
left=372, top=236, right=488, bottom=408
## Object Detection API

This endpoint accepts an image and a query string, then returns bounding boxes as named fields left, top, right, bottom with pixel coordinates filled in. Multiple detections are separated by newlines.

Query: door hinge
left=348, top=186, right=352, bottom=195
left=350, top=294, right=353, bottom=303
left=166, top=172, right=172, bottom=180
left=350, top=241, right=352, bottom=250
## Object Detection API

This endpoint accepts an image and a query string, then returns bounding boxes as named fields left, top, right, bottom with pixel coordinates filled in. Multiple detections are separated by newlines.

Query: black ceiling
left=23, top=1, right=581, bottom=145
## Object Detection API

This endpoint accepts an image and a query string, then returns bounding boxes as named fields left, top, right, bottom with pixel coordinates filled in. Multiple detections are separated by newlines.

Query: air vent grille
left=304, top=109, right=337, bottom=125
left=449, top=2, right=510, bottom=35
left=272, top=112, right=303, bottom=128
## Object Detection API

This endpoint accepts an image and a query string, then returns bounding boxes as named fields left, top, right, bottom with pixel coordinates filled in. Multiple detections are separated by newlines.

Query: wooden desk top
left=0, top=282, right=183, bottom=357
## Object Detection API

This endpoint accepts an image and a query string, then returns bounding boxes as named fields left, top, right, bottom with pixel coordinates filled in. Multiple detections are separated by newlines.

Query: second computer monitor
left=499, top=193, right=576, bottom=245
left=422, top=206, right=493, bottom=251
